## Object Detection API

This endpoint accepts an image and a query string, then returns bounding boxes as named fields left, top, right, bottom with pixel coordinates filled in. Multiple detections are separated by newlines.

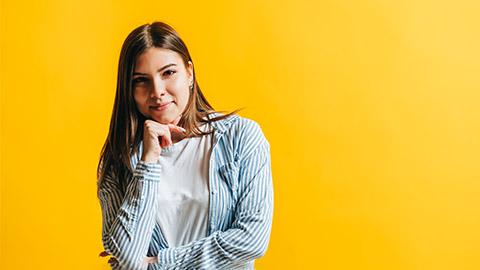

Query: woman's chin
left=152, top=117, right=171, bottom=124
left=151, top=114, right=180, bottom=125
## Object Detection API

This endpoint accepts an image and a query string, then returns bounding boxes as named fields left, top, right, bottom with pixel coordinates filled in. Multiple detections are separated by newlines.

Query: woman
left=97, top=21, right=274, bottom=270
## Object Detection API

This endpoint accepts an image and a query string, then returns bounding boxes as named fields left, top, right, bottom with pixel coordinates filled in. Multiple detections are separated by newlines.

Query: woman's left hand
left=143, top=256, right=158, bottom=264
left=99, top=250, right=158, bottom=265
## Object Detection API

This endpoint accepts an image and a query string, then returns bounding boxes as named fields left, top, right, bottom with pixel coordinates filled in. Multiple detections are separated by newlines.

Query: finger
left=149, top=124, right=170, bottom=147
left=165, top=134, right=173, bottom=146
left=160, top=136, right=168, bottom=148
left=163, top=127, right=173, bottom=146
left=168, top=124, right=187, bottom=134
left=147, top=120, right=184, bottom=133
left=148, top=122, right=177, bottom=148
left=159, top=133, right=172, bottom=148
left=143, top=256, right=158, bottom=264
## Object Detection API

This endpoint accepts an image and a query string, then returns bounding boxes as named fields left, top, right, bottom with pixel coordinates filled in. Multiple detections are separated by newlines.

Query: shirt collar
left=206, top=112, right=239, bottom=135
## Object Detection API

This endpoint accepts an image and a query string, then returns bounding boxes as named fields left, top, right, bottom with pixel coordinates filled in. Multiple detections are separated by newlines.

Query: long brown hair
left=97, top=21, right=242, bottom=193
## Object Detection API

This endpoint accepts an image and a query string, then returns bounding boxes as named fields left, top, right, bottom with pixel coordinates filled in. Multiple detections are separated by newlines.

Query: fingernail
left=180, top=127, right=187, bottom=132
left=99, top=251, right=109, bottom=257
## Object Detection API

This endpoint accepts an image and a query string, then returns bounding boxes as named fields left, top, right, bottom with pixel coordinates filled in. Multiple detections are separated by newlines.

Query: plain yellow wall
left=1, top=0, right=480, bottom=269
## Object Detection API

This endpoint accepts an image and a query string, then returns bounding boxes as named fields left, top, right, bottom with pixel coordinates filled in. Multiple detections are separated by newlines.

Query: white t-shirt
left=155, top=122, right=213, bottom=247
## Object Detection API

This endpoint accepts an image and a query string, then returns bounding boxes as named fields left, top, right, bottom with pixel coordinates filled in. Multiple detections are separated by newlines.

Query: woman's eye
left=132, top=77, right=147, bottom=84
left=132, top=70, right=175, bottom=85
left=163, top=70, right=176, bottom=77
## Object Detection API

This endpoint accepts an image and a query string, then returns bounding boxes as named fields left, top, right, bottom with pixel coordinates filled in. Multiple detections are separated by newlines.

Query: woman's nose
left=150, top=79, right=166, bottom=98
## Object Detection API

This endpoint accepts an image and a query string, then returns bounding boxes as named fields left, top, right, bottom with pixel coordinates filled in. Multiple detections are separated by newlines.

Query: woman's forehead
left=134, top=48, right=183, bottom=70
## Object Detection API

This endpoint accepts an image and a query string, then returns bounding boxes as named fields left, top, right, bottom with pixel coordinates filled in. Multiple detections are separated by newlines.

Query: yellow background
left=1, top=0, right=480, bottom=269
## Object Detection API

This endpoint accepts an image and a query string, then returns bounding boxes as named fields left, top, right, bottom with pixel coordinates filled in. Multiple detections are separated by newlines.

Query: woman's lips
left=150, top=102, right=173, bottom=111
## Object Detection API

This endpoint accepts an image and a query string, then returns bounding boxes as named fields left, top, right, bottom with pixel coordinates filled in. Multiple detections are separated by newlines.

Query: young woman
left=96, top=21, right=274, bottom=270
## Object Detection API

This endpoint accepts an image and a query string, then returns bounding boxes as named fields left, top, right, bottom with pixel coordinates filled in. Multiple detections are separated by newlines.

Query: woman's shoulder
left=209, top=112, right=265, bottom=136
left=209, top=112, right=270, bottom=157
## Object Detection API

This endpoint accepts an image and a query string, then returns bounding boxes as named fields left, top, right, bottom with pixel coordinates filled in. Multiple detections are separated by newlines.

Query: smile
left=150, top=102, right=173, bottom=111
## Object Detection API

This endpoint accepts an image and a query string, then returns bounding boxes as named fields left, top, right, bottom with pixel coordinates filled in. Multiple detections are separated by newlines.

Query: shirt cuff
left=158, top=248, right=177, bottom=266
left=134, top=160, right=162, bottom=181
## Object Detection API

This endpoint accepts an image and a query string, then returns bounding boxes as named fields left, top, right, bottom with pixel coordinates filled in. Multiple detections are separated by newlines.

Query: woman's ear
left=187, top=61, right=194, bottom=80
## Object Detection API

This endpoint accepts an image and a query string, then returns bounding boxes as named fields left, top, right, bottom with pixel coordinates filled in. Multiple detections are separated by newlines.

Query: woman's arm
left=152, top=138, right=274, bottom=269
left=98, top=160, right=162, bottom=269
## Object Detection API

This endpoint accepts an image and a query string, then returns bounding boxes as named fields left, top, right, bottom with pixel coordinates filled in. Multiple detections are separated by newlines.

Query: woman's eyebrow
left=133, top=63, right=177, bottom=75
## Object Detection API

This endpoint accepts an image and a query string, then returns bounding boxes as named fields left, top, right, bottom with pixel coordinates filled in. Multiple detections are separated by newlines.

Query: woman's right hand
left=141, top=119, right=186, bottom=163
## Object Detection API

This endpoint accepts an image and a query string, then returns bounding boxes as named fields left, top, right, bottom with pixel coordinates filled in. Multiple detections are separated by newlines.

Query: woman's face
left=132, top=47, right=193, bottom=126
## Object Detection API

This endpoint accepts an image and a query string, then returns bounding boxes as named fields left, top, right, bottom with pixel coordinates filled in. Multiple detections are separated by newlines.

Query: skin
left=132, top=47, right=194, bottom=164
left=99, top=47, right=195, bottom=266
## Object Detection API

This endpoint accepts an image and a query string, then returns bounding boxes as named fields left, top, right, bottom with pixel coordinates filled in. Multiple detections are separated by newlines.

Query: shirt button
left=211, top=189, right=217, bottom=195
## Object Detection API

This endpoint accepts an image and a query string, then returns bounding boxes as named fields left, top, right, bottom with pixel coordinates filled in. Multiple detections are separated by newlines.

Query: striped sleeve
left=154, top=129, right=274, bottom=269
left=98, top=160, right=162, bottom=270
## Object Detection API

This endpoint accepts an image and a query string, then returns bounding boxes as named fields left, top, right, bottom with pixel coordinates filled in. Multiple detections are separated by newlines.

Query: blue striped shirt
left=98, top=113, right=274, bottom=269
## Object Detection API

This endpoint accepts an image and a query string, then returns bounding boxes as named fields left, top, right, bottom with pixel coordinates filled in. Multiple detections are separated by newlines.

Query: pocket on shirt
left=218, top=161, right=240, bottom=209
